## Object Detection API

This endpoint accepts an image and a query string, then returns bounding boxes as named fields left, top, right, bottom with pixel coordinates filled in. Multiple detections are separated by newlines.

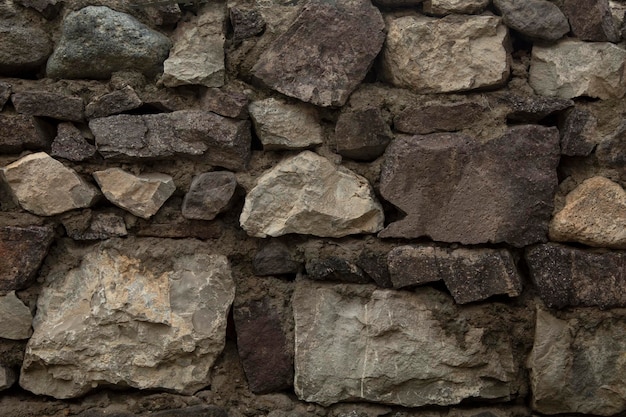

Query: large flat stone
left=12, top=91, right=84, bottom=122
left=0, top=291, right=33, bottom=340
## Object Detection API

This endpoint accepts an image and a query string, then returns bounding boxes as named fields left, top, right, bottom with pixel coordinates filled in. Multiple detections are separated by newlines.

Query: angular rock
left=334, top=108, right=392, bottom=161
left=1, top=153, right=99, bottom=216
left=0, top=24, right=52, bottom=75
left=526, top=243, right=626, bottom=309
left=93, top=168, right=175, bottom=219
left=85, top=86, right=143, bottom=119
left=61, top=210, right=127, bottom=240
left=493, top=0, right=569, bottom=41
left=0, top=366, right=16, bottom=391
left=559, top=108, right=597, bottom=156
left=306, top=257, right=371, bottom=284
left=0, top=114, right=51, bottom=153
left=0, top=291, right=33, bottom=340
left=379, top=126, right=560, bottom=247
left=356, top=249, right=392, bottom=288
left=561, top=0, right=620, bottom=42
left=182, top=171, right=237, bottom=220
left=381, top=14, right=509, bottom=93
left=200, top=88, right=248, bottom=119
left=50, top=122, right=97, bottom=162
left=423, top=0, right=489, bottom=15
left=46, top=6, right=172, bottom=79
left=0, top=225, right=54, bottom=294
left=294, top=280, right=520, bottom=407
left=249, top=98, right=324, bottom=150
left=597, top=121, right=626, bottom=169
left=252, top=0, right=385, bottom=107
left=549, top=177, right=626, bottom=249
left=529, top=39, right=626, bottom=99
left=19, top=238, right=235, bottom=399
left=12, top=91, right=84, bottom=122
left=528, top=309, right=626, bottom=415
left=230, top=7, right=266, bottom=42
left=394, top=101, right=486, bottom=135
left=162, top=2, right=226, bottom=88
left=253, top=240, right=300, bottom=276
left=14, top=0, right=62, bottom=20
left=240, top=151, right=384, bottom=238
left=387, top=245, right=442, bottom=287
left=90, top=111, right=251, bottom=170
left=0, top=81, right=10, bottom=110
left=498, top=94, right=574, bottom=123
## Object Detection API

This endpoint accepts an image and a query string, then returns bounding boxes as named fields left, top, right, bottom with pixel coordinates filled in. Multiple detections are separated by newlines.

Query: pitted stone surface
left=12, top=91, right=84, bottom=122
left=51, top=122, right=97, bottom=162
left=85, top=86, right=143, bottom=119
left=0, top=114, right=51, bottom=153
left=0, top=24, right=52, bottom=75
left=559, top=108, right=597, bottom=156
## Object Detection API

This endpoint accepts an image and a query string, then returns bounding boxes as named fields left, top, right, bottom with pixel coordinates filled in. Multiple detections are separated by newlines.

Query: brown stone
left=559, top=108, right=597, bottom=156
left=597, top=121, right=626, bottom=170
left=0, top=114, right=52, bottom=153
left=493, top=0, right=570, bottom=41
left=50, top=122, right=97, bottom=162
left=356, top=249, right=392, bottom=288
left=0, top=24, right=52, bottom=76
left=0, top=81, right=10, bottom=110
left=12, top=91, right=84, bottom=122
left=253, top=240, right=300, bottom=276
left=61, top=210, right=127, bottom=241
left=200, top=88, right=249, bottom=119
left=334, top=108, right=392, bottom=161
left=181, top=172, right=238, bottom=220
left=561, top=0, right=620, bottom=42
left=497, top=94, right=574, bottom=123
left=85, top=86, right=142, bottom=119
left=393, top=101, right=486, bottom=134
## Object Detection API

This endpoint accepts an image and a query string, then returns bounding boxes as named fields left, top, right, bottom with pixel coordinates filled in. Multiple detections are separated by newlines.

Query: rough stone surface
left=252, top=0, right=385, bottom=107
left=200, top=88, right=249, bottom=119
left=306, top=257, right=371, bottom=284
left=51, top=122, right=97, bottom=162
left=379, top=126, right=560, bottom=246
left=0, top=81, right=10, bottom=109
left=162, top=2, right=226, bottom=88
left=0, top=225, right=54, bottom=294
left=529, top=39, right=626, bottom=99
left=46, top=6, right=172, bottom=79
left=0, top=291, right=33, bottom=340
left=20, top=238, right=235, bottom=399
left=0, top=366, right=16, bottom=391
left=356, top=249, right=392, bottom=288
left=1, top=152, right=99, bottom=216
left=0, top=24, right=52, bottom=75
left=381, top=14, right=509, bottom=93
left=334, top=108, right=392, bottom=161
left=253, top=240, right=300, bottom=276
left=294, top=280, right=520, bottom=407
left=182, top=171, right=238, bottom=220
left=230, top=7, right=266, bottom=42
left=498, top=94, right=573, bottom=123
left=90, top=111, right=251, bottom=170
left=394, top=101, right=486, bottom=135
left=561, top=0, right=620, bottom=42
left=526, top=243, right=626, bottom=309
left=12, top=91, right=84, bottom=122
left=61, top=210, right=128, bottom=241
left=387, top=245, right=442, bottom=287
left=423, top=0, right=489, bottom=15
left=0, top=114, right=51, bottom=153
left=528, top=309, right=626, bottom=415
left=549, top=177, right=626, bottom=249
left=14, top=0, right=62, bottom=19
left=85, top=86, right=143, bottom=119
left=93, top=168, right=176, bottom=219
left=493, top=0, right=569, bottom=41
left=597, top=121, right=626, bottom=170
left=249, top=98, right=324, bottom=150
left=240, top=151, right=384, bottom=238
left=373, top=0, right=422, bottom=8
left=559, top=108, right=597, bottom=156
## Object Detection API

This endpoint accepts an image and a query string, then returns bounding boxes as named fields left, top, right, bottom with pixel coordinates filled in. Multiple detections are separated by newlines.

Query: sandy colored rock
left=0, top=291, right=32, bottom=340
left=423, top=0, right=489, bottom=15
left=493, top=0, right=569, bottom=41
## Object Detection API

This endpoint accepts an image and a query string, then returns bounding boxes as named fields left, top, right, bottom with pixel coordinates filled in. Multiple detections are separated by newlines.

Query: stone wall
left=0, top=0, right=625, bottom=416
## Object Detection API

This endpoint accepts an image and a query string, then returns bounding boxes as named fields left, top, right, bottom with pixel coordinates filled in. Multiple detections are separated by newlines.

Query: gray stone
left=162, top=2, right=226, bottom=88
left=356, top=249, right=392, bottom=288
left=0, top=366, right=16, bottom=391
left=393, top=101, right=486, bottom=135
left=528, top=309, right=626, bottom=415
left=85, top=86, right=143, bottom=119
left=597, top=121, right=626, bottom=169
left=90, top=111, right=251, bottom=170
left=526, top=243, right=626, bottom=309
left=249, top=97, right=324, bottom=150
left=51, top=122, right=97, bottom=162
left=0, top=24, right=52, bottom=75
left=561, top=0, right=620, bottom=42
left=294, top=280, right=520, bottom=407
left=0, top=81, right=10, bottom=110
left=14, top=0, right=62, bottom=19
left=559, top=108, right=597, bottom=156
left=20, top=238, right=235, bottom=399
left=381, top=14, right=509, bottom=93
left=493, top=0, right=569, bottom=41
left=497, top=94, right=574, bottom=123
left=334, top=108, right=392, bottom=161
left=549, top=177, right=626, bottom=249
left=46, top=6, right=172, bottom=79
left=306, top=257, right=371, bottom=284
left=379, top=126, right=560, bottom=247
left=12, top=91, right=84, bottom=122
left=252, top=0, right=385, bottom=107
left=0, top=114, right=51, bottom=153
left=200, top=88, right=249, bottom=119
left=93, top=168, right=175, bottom=219
left=61, top=210, right=127, bottom=241
left=253, top=240, right=300, bottom=276
left=423, top=0, right=489, bottom=15
left=240, top=151, right=384, bottom=238
left=182, top=171, right=238, bottom=220
left=230, top=7, right=266, bottom=42
left=529, top=39, right=626, bottom=99
left=1, top=152, right=99, bottom=216
left=0, top=291, right=33, bottom=340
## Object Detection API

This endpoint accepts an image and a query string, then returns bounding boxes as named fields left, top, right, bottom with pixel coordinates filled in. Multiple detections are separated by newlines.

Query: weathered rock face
left=526, top=243, right=626, bottom=309
left=85, top=86, right=143, bottom=119
left=11, top=91, right=84, bottom=122
left=182, top=171, right=238, bottom=220
left=0, top=24, right=52, bottom=75
left=559, top=108, right=597, bottom=156
left=14, top=0, right=62, bottom=19
left=0, top=366, right=15, bottom=391
left=162, top=2, right=226, bottom=87
left=89, top=111, right=251, bottom=170
left=252, top=0, right=385, bottom=107
left=294, top=280, right=520, bottom=407
left=393, top=101, right=486, bottom=135
left=201, top=88, right=248, bottom=119
left=230, top=6, right=266, bottom=42
left=0, top=291, right=33, bottom=340
left=379, top=126, right=560, bottom=246
left=51, top=122, right=97, bottom=162
left=498, top=94, right=573, bottom=123
left=423, top=0, right=489, bottom=15
left=61, top=210, right=128, bottom=241
left=240, top=151, right=384, bottom=238
left=334, top=108, right=392, bottom=161
left=20, top=238, right=235, bottom=399
left=1, top=153, right=99, bottom=216
left=528, top=309, right=626, bottom=415
left=306, top=257, right=371, bottom=284
left=529, top=39, right=626, bottom=99
left=0, top=114, right=51, bottom=153
left=549, top=177, right=626, bottom=249
left=253, top=240, right=300, bottom=276
left=493, top=0, right=569, bottom=41
left=93, top=168, right=175, bottom=219
left=381, top=14, right=509, bottom=93
left=0, top=81, right=10, bottom=110
left=249, top=98, right=324, bottom=150
left=561, top=0, right=620, bottom=42
left=597, top=122, right=626, bottom=170
left=46, top=6, right=172, bottom=79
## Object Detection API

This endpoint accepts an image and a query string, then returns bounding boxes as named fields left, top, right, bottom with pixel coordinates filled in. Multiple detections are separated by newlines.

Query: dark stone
left=379, top=126, right=560, bottom=246
left=252, top=0, right=385, bottom=107
left=90, top=110, right=251, bottom=171
left=200, top=88, right=249, bottom=119
left=0, top=24, right=52, bottom=75
left=0, top=225, right=54, bottom=295
left=151, top=405, right=229, bottom=417
left=356, top=249, right=392, bottom=288
left=51, top=122, right=97, bottom=162
left=253, top=240, right=300, bottom=276
left=134, top=201, right=223, bottom=239
left=0, top=339, right=25, bottom=368
left=498, top=94, right=574, bottom=123
left=12, top=91, right=84, bottom=122
left=306, top=257, right=371, bottom=284
left=561, top=0, right=620, bottom=42
left=0, top=81, right=10, bottom=110
left=234, top=297, right=294, bottom=393
left=0, top=114, right=52, bottom=153
left=387, top=245, right=441, bottom=288
left=75, top=411, right=134, bottom=417
left=493, top=0, right=570, bottom=41
left=85, top=86, right=143, bottom=119
left=559, top=108, right=596, bottom=156
left=230, top=7, right=266, bottom=42
left=526, top=243, right=626, bottom=309
left=372, top=0, right=423, bottom=7
left=182, top=172, right=238, bottom=220
left=393, top=101, right=486, bottom=134
left=335, top=108, right=392, bottom=161
left=14, top=0, right=63, bottom=19
left=596, top=121, right=626, bottom=170
left=61, top=210, right=127, bottom=240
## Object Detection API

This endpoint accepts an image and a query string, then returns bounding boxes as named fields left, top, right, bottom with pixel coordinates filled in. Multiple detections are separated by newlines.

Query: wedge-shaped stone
left=0, top=291, right=32, bottom=340
left=1, top=152, right=99, bottom=216
left=20, top=238, right=235, bottom=399
left=240, top=151, right=384, bottom=238
left=294, top=280, right=520, bottom=407
left=381, top=14, right=509, bottom=93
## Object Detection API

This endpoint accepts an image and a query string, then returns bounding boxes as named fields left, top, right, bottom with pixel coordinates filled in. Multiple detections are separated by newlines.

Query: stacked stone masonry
left=0, top=0, right=625, bottom=416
